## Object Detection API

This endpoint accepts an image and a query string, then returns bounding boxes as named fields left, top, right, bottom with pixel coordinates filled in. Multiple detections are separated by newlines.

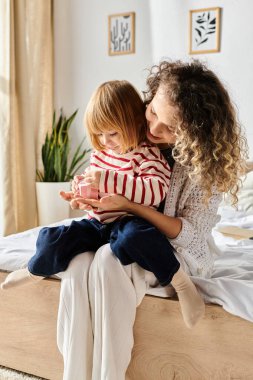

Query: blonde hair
left=144, top=60, right=248, bottom=204
left=84, top=80, right=147, bottom=154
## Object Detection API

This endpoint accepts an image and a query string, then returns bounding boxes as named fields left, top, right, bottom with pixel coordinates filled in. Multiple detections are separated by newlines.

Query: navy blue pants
left=28, top=216, right=180, bottom=286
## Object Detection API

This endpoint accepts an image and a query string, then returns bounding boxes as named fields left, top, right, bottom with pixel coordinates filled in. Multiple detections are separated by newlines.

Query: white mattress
left=0, top=209, right=253, bottom=323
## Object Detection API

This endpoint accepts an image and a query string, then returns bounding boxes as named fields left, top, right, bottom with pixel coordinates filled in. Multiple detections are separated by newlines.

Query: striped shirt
left=87, top=143, right=171, bottom=223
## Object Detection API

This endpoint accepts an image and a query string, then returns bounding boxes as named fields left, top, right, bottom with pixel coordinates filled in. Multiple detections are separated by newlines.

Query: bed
left=0, top=168, right=253, bottom=380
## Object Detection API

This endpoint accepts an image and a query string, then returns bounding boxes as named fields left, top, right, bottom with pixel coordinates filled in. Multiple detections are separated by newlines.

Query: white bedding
left=0, top=208, right=253, bottom=323
left=194, top=207, right=253, bottom=323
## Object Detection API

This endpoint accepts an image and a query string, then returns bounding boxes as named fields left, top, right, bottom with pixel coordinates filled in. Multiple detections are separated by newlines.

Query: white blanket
left=0, top=209, right=253, bottom=322
left=197, top=208, right=253, bottom=322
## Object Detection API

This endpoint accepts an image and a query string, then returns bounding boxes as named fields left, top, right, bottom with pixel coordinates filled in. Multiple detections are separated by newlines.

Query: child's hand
left=71, top=175, right=85, bottom=194
left=83, top=169, right=102, bottom=189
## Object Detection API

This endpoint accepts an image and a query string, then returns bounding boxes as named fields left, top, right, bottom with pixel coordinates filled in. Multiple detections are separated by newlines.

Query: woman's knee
left=59, top=251, right=94, bottom=280
left=91, top=244, right=117, bottom=276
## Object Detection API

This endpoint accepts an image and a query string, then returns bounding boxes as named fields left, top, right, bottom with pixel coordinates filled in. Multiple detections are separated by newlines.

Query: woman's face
left=145, top=86, right=177, bottom=146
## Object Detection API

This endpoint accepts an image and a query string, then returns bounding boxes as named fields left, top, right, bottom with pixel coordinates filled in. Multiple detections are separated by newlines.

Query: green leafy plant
left=36, top=109, right=90, bottom=182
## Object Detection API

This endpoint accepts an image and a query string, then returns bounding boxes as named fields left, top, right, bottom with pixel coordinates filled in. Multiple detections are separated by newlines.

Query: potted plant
left=36, top=109, right=90, bottom=225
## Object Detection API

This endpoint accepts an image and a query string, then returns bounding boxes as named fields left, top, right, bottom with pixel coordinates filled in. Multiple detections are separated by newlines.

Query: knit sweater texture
left=164, top=162, right=222, bottom=278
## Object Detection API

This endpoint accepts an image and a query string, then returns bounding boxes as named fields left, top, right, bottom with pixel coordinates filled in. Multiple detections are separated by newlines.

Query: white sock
left=171, top=268, right=205, bottom=328
left=1, top=268, right=44, bottom=290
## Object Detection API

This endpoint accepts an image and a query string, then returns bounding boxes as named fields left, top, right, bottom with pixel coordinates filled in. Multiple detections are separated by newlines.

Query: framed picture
left=108, top=12, right=135, bottom=56
left=189, top=7, right=221, bottom=54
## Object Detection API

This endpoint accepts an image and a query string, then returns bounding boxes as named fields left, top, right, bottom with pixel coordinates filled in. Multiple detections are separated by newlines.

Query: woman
left=57, top=60, right=247, bottom=380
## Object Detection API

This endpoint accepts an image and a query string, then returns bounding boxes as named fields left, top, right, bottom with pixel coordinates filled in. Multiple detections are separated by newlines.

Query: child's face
left=96, top=131, right=122, bottom=153
left=146, top=86, right=177, bottom=146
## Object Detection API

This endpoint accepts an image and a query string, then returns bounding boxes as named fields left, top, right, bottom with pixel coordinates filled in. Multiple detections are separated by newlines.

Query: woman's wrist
left=125, top=200, right=139, bottom=213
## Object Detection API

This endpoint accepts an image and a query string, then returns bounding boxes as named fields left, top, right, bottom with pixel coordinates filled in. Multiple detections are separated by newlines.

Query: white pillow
left=219, top=170, right=253, bottom=214
left=237, top=171, right=253, bottom=213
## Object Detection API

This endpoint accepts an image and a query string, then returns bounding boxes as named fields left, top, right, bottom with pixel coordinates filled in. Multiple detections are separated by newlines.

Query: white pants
left=57, top=243, right=152, bottom=380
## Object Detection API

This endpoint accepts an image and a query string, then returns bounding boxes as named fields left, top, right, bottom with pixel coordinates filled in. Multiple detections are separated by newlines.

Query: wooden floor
left=0, top=272, right=253, bottom=380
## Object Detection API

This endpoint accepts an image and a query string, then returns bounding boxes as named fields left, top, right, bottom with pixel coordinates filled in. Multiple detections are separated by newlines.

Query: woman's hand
left=76, top=194, right=130, bottom=211
left=60, top=191, right=92, bottom=211
left=60, top=191, right=75, bottom=201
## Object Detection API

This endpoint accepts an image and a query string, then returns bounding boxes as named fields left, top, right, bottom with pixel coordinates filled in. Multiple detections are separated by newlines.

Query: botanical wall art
left=108, top=12, right=135, bottom=56
left=189, top=7, right=221, bottom=54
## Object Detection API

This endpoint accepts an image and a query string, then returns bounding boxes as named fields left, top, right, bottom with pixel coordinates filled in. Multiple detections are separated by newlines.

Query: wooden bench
left=0, top=272, right=253, bottom=380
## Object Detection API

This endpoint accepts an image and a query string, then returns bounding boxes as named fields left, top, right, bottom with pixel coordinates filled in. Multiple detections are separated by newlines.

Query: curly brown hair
left=144, top=60, right=248, bottom=203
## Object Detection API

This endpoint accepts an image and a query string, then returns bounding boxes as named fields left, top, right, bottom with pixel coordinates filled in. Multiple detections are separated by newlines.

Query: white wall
left=54, top=0, right=253, bottom=158
left=54, top=0, right=153, bottom=151
left=149, top=0, right=253, bottom=158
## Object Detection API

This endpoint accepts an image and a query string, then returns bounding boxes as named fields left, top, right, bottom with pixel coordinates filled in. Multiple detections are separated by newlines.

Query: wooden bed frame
left=1, top=272, right=253, bottom=380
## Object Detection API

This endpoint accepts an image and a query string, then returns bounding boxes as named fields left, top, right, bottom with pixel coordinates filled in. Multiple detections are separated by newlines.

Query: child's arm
left=99, top=147, right=171, bottom=207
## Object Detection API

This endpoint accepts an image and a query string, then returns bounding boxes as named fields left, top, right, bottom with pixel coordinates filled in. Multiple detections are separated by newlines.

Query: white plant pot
left=36, top=182, right=70, bottom=226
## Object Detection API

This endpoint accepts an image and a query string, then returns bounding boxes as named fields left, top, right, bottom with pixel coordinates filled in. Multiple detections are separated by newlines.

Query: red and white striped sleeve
left=99, top=146, right=171, bottom=207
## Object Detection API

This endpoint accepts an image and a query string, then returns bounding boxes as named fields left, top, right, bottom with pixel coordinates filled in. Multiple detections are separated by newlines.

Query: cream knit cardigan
left=164, top=162, right=222, bottom=278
